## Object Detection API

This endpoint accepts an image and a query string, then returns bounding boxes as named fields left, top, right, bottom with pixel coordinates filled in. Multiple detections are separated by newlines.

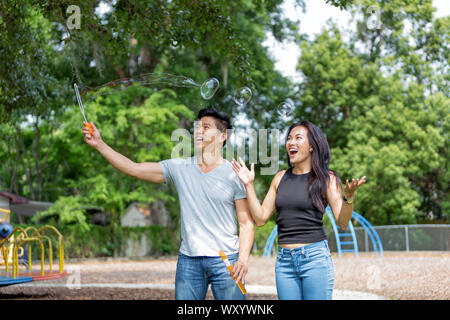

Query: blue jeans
left=275, top=240, right=334, bottom=300
left=175, top=252, right=246, bottom=300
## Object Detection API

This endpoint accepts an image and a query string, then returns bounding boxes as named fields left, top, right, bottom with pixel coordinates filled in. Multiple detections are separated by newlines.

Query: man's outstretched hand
left=82, top=122, right=102, bottom=149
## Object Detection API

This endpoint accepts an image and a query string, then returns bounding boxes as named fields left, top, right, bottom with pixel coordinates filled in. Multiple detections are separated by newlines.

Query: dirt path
left=1, top=252, right=448, bottom=300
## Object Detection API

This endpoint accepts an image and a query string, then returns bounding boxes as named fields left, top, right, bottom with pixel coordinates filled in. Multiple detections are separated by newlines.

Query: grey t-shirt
left=159, top=157, right=247, bottom=257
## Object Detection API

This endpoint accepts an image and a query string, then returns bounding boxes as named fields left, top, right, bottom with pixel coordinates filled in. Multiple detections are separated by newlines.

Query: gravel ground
left=1, top=251, right=448, bottom=300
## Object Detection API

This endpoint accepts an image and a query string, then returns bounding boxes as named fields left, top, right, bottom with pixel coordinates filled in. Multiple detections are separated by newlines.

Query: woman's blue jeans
left=275, top=240, right=334, bottom=300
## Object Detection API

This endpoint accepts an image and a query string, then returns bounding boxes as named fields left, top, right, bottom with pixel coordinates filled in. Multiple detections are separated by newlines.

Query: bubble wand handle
left=73, top=83, right=94, bottom=136
left=219, top=250, right=247, bottom=295
left=84, top=121, right=94, bottom=137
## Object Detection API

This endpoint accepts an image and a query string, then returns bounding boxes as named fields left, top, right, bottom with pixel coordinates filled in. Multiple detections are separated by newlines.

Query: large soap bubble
left=78, top=73, right=220, bottom=106
left=233, top=87, right=252, bottom=106
left=277, top=100, right=295, bottom=120
left=200, top=78, right=220, bottom=100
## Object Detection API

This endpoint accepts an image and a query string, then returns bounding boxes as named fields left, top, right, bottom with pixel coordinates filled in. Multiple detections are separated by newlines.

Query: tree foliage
left=0, top=0, right=448, bottom=233
left=293, top=0, right=449, bottom=223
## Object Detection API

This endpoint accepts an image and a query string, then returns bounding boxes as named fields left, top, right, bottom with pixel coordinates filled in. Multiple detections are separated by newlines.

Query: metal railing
left=326, top=224, right=449, bottom=252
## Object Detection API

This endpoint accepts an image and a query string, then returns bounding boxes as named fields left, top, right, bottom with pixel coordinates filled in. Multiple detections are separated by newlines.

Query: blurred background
left=0, top=0, right=448, bottom=259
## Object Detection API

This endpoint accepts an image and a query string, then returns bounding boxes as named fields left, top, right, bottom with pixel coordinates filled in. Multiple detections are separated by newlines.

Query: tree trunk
left=32, top=116, right=43, bottom=201
left=222, top=62, right=229, bottom=88
left=15, top=126, right=35, bottom=199
left=139, top=44, right=160, bottom=73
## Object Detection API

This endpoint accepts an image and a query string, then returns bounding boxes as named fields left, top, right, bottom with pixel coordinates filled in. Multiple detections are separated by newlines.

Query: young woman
left=232, top=121, right=366, bottom=300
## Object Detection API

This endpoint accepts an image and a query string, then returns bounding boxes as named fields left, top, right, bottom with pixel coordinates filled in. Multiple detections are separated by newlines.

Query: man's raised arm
left=82, top=122, right=165, bottom=183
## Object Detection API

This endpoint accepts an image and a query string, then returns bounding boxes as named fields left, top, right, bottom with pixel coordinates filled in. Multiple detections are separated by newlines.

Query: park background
left=0, top=0, right=448, bottom=261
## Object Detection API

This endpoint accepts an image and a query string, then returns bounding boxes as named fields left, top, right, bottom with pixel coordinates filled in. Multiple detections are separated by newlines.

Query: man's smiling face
left=194, top=116, right=225, bottom=151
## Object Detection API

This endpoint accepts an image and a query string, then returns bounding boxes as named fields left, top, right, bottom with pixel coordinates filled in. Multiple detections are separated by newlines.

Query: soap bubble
left=277, top=100, right=295, bottom=119
left=233, top=87, right=252, bottom=106
left=200, top=78, right=220, bottom=100
left=80, top=73, right=198, bottom=103
left=77, top=73, right=220, bottom=106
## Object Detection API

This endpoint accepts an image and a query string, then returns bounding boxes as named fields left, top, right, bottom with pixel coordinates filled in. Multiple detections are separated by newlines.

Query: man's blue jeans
left=175, top=252, right=246, bottom=300
left=275, top=240, right=334, bottom=300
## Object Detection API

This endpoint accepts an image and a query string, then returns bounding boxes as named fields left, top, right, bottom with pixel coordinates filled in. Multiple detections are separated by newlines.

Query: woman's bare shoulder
left=271, top=169, right=288, bottom=188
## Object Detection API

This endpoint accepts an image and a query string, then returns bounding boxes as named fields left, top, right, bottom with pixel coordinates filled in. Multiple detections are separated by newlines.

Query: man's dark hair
left=197, top=108, right=232, bottom=146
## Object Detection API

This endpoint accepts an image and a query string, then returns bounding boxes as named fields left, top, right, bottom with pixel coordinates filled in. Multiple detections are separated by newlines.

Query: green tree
left=27, top=85, right=192, bottom=255
left=295, top=27, right=379, bottom=148
left=292, top=0, right=449, bottom=224
left=332, top=81, right=448, bottom=224
left=56, top=85, right=192, bottom=216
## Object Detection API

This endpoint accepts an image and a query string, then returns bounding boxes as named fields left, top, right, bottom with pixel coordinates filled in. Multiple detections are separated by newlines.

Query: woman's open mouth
left=289, top=148, right=298, bottom=157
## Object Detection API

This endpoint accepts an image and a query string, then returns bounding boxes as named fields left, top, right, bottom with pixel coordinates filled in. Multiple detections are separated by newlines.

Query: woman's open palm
left=344, top=176, right=366, bottom=196
left=231, top=157, right=255, bottom=186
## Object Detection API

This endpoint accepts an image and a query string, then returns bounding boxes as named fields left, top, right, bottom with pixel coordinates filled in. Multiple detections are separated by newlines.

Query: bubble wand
left=219, top=250, right=247, bottom=295
left=73, top=83, right=94, bottom=136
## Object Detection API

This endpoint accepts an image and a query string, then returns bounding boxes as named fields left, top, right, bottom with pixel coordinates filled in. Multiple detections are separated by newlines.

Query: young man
left=82, top=107, right=254, bottom=300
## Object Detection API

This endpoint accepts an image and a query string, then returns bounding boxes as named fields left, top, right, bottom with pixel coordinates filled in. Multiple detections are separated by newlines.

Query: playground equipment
left=0, top=208, right=67, bottom=287
left=263, top=206, right=383, bottom=258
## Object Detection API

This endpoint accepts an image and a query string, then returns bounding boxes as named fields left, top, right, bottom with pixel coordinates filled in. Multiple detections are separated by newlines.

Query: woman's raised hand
left=344, top=176, right=366, bottom=197
left=231, top=157, right=255, bottom=186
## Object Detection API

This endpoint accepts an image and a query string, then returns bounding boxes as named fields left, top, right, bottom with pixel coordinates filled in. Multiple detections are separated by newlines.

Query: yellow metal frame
left=0, top=208, right=13, bottom=266
left=26, top=227, right=53, bottom=271
left=1, top=227, right=29, bottom=272
left=35, top=226, right=64, bottom=273
left=13, top=238, right=45, bottom=278
left=0, top=208, right=11, bottom=222
left=0, top=208, right=66, bottom=278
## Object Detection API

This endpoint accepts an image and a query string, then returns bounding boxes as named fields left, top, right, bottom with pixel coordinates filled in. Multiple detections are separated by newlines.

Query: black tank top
left=275, top=168, right=327, bottom=244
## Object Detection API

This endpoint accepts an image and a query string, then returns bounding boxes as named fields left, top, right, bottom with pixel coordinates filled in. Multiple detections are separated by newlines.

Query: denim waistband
left=278, top=240, right=329, bottom=255
left=178, top=251, right=239, bottom=259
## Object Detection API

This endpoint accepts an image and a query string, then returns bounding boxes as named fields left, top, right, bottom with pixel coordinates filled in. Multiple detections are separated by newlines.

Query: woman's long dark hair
left=285, top=121, right=342, bottom=213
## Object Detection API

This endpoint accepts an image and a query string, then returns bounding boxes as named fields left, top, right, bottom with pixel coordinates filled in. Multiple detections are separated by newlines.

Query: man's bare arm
left=82, top=122, right=165, bottom=183
left=231, top=198, right=254, bottom=284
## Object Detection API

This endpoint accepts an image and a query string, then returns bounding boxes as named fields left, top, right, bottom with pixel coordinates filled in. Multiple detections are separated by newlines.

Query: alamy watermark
left=66, top=265, right=81, bottom=289
left=366, top=265, right=383, bottom=290
left=171, top=124, right=282, bottom=175
left=365, top=5, right=392, bottom=49
left=66, top=5, right=81, bottom=30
